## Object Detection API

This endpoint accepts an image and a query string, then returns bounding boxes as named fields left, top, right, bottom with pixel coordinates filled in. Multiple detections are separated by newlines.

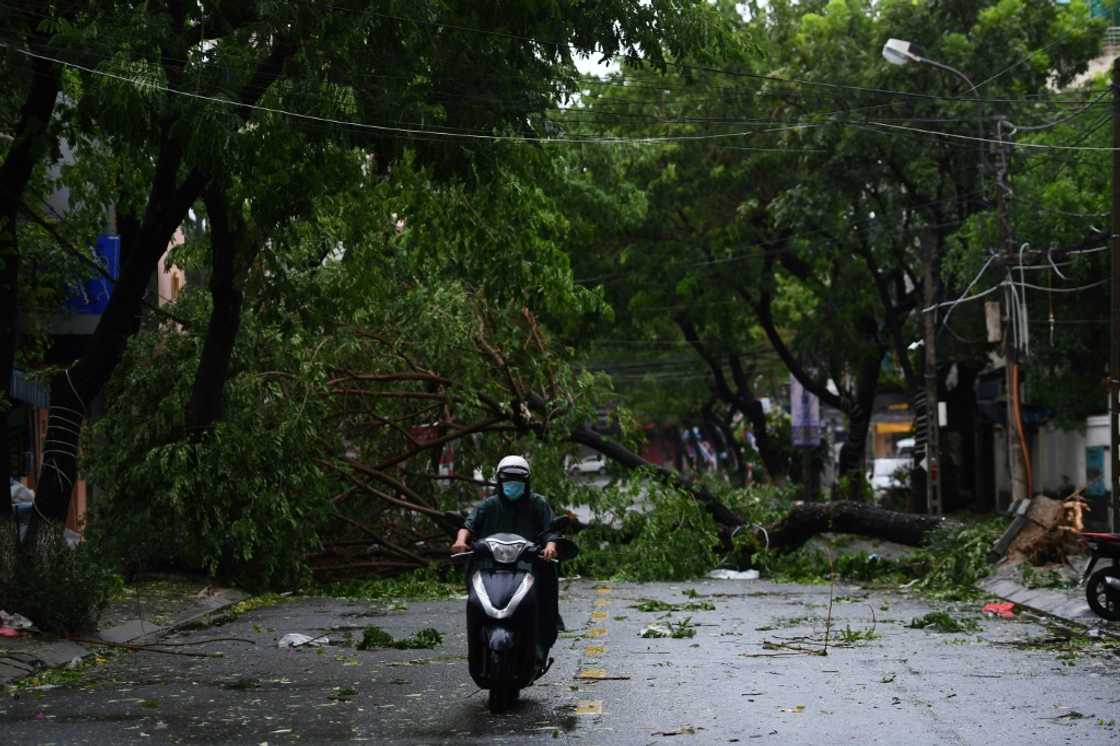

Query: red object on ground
left=981, top=601, right=1016, bottom=619
left=0, top=626, right=26, bottom=637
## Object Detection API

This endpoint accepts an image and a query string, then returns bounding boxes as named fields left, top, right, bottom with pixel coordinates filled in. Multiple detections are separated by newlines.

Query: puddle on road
left=405, top=694, right=584, bottom=740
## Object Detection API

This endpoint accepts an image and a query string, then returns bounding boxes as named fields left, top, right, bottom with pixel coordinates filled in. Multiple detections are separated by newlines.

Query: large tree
left=562, top=0, right=1104, bottom=497
left=20, top=0, right=718, bottom=542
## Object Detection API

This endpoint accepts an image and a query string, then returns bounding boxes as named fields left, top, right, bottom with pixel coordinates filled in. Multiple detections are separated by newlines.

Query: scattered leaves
left=357, top=625, right=443, bottom=650
left=907, top=612, right=980, bottom=634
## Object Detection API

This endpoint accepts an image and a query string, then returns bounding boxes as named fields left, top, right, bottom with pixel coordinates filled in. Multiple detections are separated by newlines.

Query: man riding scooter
left=451, top=455, right=563, bottom=651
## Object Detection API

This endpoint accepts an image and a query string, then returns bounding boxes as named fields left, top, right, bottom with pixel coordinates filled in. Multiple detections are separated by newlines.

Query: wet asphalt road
left=2, top=579, right=1119, bottom=745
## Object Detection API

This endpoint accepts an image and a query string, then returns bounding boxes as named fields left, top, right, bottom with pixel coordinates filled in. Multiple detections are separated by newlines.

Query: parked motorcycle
left=1081, top=531, right=1120, bottom=621
left=452, top=517, right=578, bottom=713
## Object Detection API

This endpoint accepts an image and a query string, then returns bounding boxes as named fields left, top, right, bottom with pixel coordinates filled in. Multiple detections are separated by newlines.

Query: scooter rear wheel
left=1086, top=566, right=1120, bottom=621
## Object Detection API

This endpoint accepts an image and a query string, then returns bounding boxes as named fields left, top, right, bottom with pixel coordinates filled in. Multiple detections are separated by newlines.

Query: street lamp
left=882, top=38, right=920, bottom=66
left=882, top=39, right=987, bottom=188
left=881, top=39, right=977, bottom=94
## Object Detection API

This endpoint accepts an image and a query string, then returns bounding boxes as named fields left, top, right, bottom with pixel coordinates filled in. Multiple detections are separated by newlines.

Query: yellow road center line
left=595, top=586, right=612, bottom=595
left=578, top=667, right=609, bottom=679
left=585, top=626, right=608, bottom=638
left=590, top=610, right=608, bottom=621
left=575, top=700, right=603, bottom=716
left=593, top=598, right=610, bottom=607
left=584, top=644, right=606, bottom=656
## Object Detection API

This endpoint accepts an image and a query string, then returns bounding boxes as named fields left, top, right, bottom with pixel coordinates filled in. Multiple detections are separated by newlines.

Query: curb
left=977, top=575, right=1120, bottom=640
left=1, top=587, right=247, bottom=686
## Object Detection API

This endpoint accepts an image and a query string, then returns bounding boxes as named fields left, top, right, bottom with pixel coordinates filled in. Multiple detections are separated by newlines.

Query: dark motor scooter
left=452, top=518, right=578, bottom=714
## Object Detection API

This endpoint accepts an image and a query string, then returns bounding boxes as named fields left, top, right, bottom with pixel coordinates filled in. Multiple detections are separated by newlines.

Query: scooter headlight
left=485, top=538, right=528, bottom=564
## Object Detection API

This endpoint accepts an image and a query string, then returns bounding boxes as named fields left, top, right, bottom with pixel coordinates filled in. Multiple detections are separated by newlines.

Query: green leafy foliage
left=639, top=617, right=696, bottom=639
left=837, top=624, right=879, bottom=644
left=1018, top=564, right=1077, bottom=590
left=357, top=625, right=443, bottom=650
left=83, top=304, right=334, bottom=591
left=631, top=598, right=715, bottom=613
left=907, top=611, right=980, bottom=634
left=906, top=519, right=1008, bottom=599
left=564, top=476, right=720, bottom=581
left=753, top=547, right=910, bottom=586
left=752, top=517, right=1007, bottom=597
left=313, top=566, right=459, bottom=601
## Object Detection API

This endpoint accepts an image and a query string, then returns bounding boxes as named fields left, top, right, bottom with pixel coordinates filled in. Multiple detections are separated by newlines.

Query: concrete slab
left=0, top=581, right=246, bottom=685
left=98, top=618, right=165, bottom=644
left=27, top=639, right=87, bottom=669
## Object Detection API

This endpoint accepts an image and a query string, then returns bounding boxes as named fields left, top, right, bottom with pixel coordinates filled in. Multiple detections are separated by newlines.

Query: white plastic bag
left=277, top=633, right=328, bottom=648
left=705, top=569, right=760, bottom=580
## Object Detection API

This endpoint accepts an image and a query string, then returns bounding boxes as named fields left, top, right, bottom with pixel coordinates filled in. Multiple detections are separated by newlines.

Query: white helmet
left=496, top=455, right=530, bottom=480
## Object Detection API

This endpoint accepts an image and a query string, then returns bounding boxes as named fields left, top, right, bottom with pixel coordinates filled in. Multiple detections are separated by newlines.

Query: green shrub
left=0, top=522, right=122, bottom=633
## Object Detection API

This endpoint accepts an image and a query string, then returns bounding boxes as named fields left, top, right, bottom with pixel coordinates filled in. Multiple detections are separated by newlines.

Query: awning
left=8, top=369, right=49, bottom=408
left=874, top=421, right=913, bottom=434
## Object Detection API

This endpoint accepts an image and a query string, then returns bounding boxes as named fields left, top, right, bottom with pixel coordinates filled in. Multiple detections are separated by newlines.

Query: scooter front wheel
left=487, top=685, right=519, bottom=714
left=488, top=686, right=509, bottom=714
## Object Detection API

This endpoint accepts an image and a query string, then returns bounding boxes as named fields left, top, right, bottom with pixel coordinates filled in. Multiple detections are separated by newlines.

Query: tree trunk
left=743, top=398, right=786, bottom=483
left=701, top=400, right=742, bottom=482
left=30, top=158, right=207, bottom=527
left=765, top=500, right=956, bottom=552
left=835, top=350, right=884, bottom=493
left=727, top=354, right=787, bottom=483
left=185, top=187, right=249, bottom=434
left=0, top=209, right=18, bottom=520
left=0, top=42, right=63, bottom=517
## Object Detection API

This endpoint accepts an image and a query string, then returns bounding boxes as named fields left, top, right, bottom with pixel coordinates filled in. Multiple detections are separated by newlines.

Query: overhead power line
left=866, top=120, right=1119, bottom=152
left=4, top=41, right=1114, bottom=152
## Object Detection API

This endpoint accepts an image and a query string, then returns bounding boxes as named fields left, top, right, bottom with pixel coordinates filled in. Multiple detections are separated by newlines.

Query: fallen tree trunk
left=568, top=426, right=958, bottom=554
left=764, top=501, right=958, bottom=552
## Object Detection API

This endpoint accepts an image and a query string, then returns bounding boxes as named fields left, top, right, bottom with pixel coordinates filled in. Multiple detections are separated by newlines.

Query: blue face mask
left=501, top=481, right=526, bottom=500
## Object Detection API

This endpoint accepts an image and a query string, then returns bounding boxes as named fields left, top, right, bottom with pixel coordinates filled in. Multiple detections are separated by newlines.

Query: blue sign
left=1086, top=445, right=1108, bottom=498
left=65, top=234, right=120, bottom=314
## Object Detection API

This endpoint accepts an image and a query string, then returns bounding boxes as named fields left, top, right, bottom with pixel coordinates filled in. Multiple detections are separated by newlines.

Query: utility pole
left=995, top=118, right=1028, bottom=508
left=1110, top=57, right=1119, bottom=533
left=923, top=234, right=942, bottom=515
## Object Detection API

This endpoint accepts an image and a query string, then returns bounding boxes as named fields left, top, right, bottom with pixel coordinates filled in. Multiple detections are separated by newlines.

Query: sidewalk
left=0, top=576, right=245, bottom=685
left=978, top=557, right=1120, bottom=635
